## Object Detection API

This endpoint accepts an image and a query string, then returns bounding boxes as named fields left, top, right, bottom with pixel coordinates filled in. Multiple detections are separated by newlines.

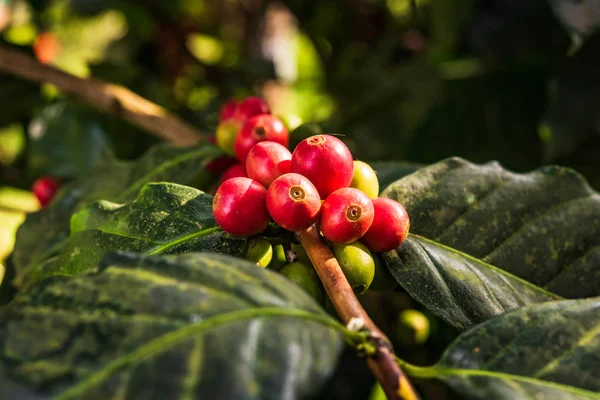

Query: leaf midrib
left=53, top=307, right=352, bottom=400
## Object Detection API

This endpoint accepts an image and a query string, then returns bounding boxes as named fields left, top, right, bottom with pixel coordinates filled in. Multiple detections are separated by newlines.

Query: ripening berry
left=31, top=176, right=60, bottom=207
left=213, top=177, right=270, bottom=236
left=219, top=99, right=239, bottom=122
left=266, top=173, right=321, bottom=231
left=361, top=198, right=410, bottom=252
left=235, top=96, right=271, bottom=121
left=279, top=261, right=325, bottom=304
left=332, top=241, right=375, bottom=294
left=350, top=160, right=379, bottom=199
left=216, top=119, right=242, bottom=156
left=219, top=163, right=247, bottom=185
left=246, top=141, right=292, bottom=188
left=234, top=114, right=289, bottom=164
left=33, top=32, right=61, bottom=64
left=291, top=135, right=353, bottom=198
left=320, top=188, right=374, bottom=244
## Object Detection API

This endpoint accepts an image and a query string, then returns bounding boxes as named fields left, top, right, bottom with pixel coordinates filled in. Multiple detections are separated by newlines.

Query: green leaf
left=16, top=183, right=245, bottom=289
left=382, top=157, right=599, bottom=328
left=370, top=161, right=424, bottom=192
left=12, top=143, right=221, bottom=289
left=27, top=101, right=112, bottom=180
left=0, top=251, right=345, bottom=399
left=401, top=297, right=600, bottom=400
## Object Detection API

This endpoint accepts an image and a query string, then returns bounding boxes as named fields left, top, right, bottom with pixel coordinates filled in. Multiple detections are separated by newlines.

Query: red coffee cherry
left=31, top=176, right=60, bottom=207
left=266, top=173, right=321, bottom=231
left=33, top=32, right=61, bottom=64
left=235, top=96, right=271, bottom=121
left=219, top=163, right=247, bottom=185
left=234, top=114, right=289, bottom=164
left=219, top=99, right=239, bottom=122
left=246, top=141, right=292, bottom=188
left=362, top=198, right=410, bottom=252
left=213, top=177, right=270, bottom=236
left=320, top=188, right=374, bottom=244
left=291, top=135, right=353, bottom=198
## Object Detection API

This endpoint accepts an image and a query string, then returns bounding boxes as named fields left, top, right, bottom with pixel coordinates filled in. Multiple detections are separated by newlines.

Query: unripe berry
left=291, top=135, right=353, bottom=198
left=31, top=176, right=60, bottom=207
left=219, top=163, right=247, bottom=185
left=332, top=241, right=375, bottom=295
left=266, top=173, right=321, bottom=231
left=362, top=198, right=410, bottom=252
left=234, top=114, right=289, bottom=164
left=246, top=141, right=292, bottom=188
left=320, top=188, right=374, bottom=244
left=213, top=177, right=269, bottom=236
left=350, top=160, right=379, bottom=199
left=216, top=119, right=242, bottom=156
left=236, top=96, right=271, bottom=121
left=219, top=99, right=239, bottom=122
left=244, top=237, right=273, bottom=267
left=397, top=310, right=430, bottom=346
left=279, top=261, right=325, bottom=304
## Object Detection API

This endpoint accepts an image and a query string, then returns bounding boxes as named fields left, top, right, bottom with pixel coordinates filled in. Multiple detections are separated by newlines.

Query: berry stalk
left=297, top=224, right=419, bottom=400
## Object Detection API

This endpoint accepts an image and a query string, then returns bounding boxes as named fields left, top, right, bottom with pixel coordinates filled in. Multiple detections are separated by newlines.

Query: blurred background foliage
left=0, top=0, right=599, bottom=398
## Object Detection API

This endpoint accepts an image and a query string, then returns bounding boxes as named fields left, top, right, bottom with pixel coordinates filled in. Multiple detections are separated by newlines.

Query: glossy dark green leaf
left=0, top=251, right=345, bottom=400
left=16, top=183, right=245, bottom=290
left=402, top=297, right=600, bottom=400
left=382, top=157, right=600, bottom=328
left=12, top=143, right=221, bottom=289
left=370, top=161, right=424, bottom=193
left=27, top=101, right=112, bottom=180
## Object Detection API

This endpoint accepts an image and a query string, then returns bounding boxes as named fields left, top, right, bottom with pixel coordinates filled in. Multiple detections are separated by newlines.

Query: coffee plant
left=0, top=1, right=599, bottom=399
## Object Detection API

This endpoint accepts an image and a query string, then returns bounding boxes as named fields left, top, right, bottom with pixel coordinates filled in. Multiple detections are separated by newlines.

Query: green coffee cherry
left=244, top=237, right=273, bottom=268
left=291, top=243, right=312, bottom=265
left=216, top=119, right=241, bottom=156
left=369, top=253, right=399, bottom=291
left=350, top=160, right=379, bottom=199
left=279, top=262, right=325, bottom=304
left=397, top=309, right=430, bottom=346
left=268, top=244, right=287, bottom=271
left=332, top=241, right=375, bottom=294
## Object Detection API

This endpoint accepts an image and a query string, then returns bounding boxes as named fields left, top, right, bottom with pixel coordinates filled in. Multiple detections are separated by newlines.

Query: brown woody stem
left=297, top=225, right=419, bottom=400
left=0, top=45, right=209, bottom=146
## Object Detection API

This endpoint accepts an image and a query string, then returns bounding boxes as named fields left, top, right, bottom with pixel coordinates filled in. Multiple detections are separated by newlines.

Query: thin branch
left=297, top=225, right=420, bottom=400
left=0, top=45, right=209, bottom=146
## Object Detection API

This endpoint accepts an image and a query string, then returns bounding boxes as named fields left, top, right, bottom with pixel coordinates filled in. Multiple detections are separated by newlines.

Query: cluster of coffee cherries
left=210, top=96, right=410, bottom=297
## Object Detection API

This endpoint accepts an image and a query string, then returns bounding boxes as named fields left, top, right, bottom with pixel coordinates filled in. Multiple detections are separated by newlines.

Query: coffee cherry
left=216, top=119, right=242, bottom=156
left=320, top=188, right=374, bottom=244
left=31, top=176, right=60, bottom=207
left=236, top=96, right=271, bottom=121
left=213, top=177, right=269, bottom=236
left=332, top=241, right=375, bottom=294
left=397, top=310, right=430, bottom=346
left=350, top=160, right=379, bottom=199
left=266, top=173, right=321, bottom=231
left=291, top=135, right=353, bottom=198
left=33, top=32, right=61, bottom=64
left=246, top=141, right=292, bottom=188
left=219, top=163, right=247, bottom=185
left=234, top=114, right=289, bottom=164
left=219, top=99, right=239, bottom=122
left=362, top=198, right=410, bottom=252
left=244, top=237, right=273, bottom=268
left=268, top=244, right=287, bottom=271
left=279, top=261, right=325, bottom=304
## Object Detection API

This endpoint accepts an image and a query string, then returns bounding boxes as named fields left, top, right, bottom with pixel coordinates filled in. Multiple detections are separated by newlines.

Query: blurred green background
left=0, top=1, right=599, bottom=398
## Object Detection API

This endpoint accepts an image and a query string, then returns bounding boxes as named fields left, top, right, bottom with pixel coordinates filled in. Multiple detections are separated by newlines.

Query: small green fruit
left=216, top=119, right=242, bottom=156
left=268, top=244, right=287, bottom=271
left=397, top=309, right=430, bottom=346
left=368, top=253, right=399, bottom=291
left=350, top=160, right=379, bottom=199
left=291, top=243, right=312, bottom=265
left=244, top=237, right=273, bottom=268
left=332, top=241, right=375, bottom=294
left=279, top=262, right=325, bottom=304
